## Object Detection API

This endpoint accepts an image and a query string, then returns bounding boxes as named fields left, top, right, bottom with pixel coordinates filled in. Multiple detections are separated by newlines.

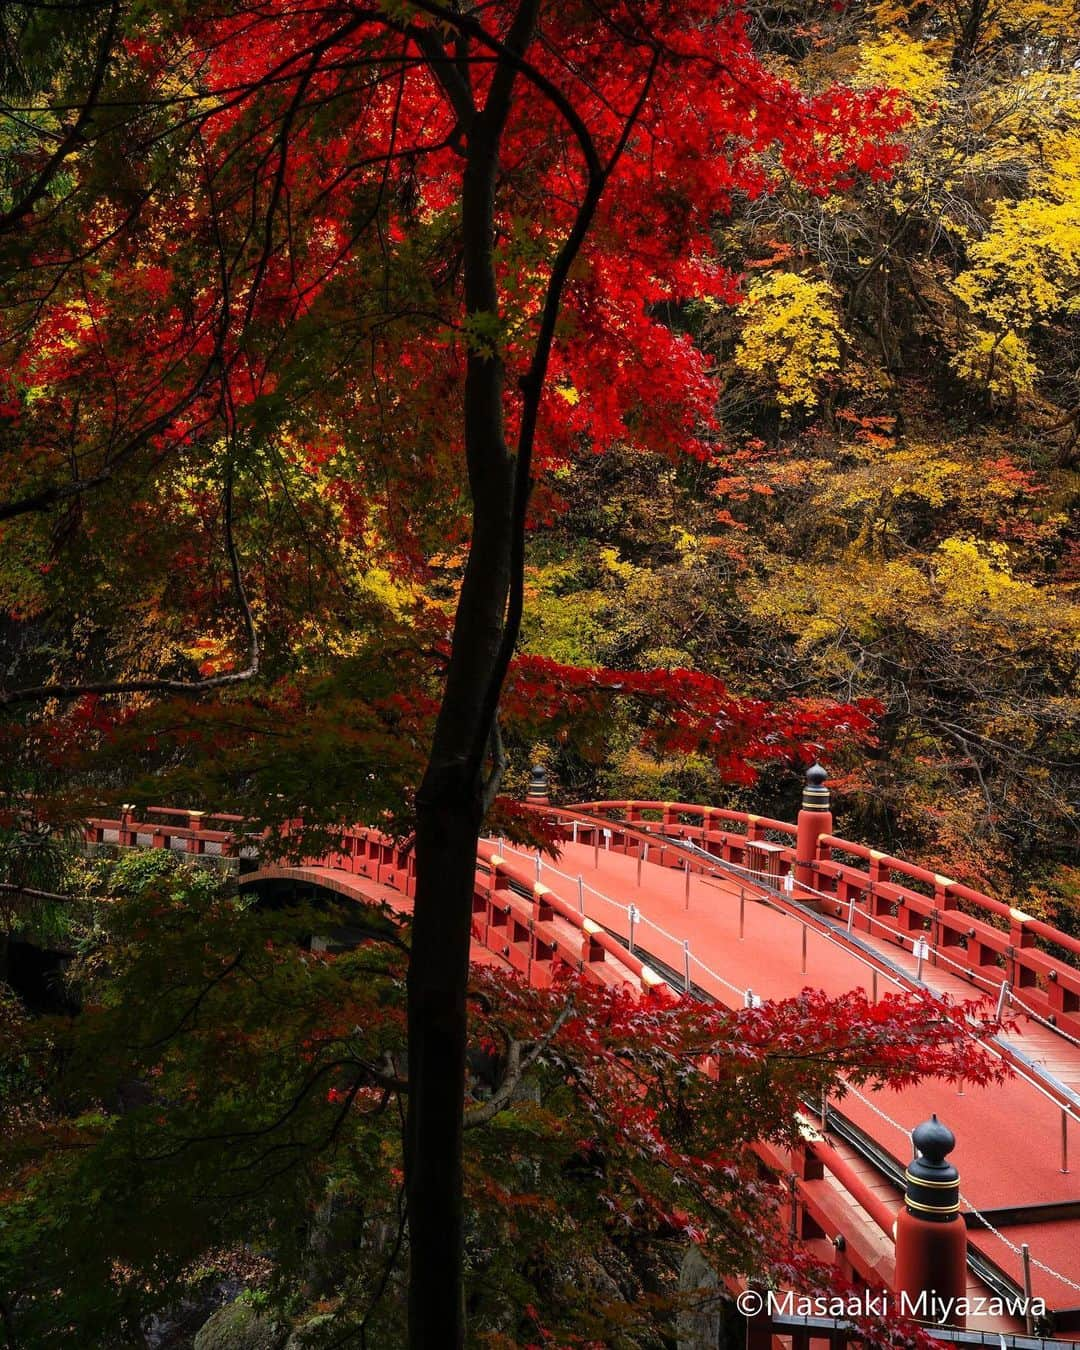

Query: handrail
left=519, top=805, right=1080, bottom=1127
left=564, top=800, right=1080, bottom=1040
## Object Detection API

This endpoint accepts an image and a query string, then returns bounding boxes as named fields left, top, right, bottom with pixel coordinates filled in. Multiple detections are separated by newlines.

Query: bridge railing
left=84, top=806, right=261, bottom=859
left=564, top=800, right=1080, bottom=1041
left=570, top=799, right=798, bottom=885
left=82, top=800, right=1080, bottom=1039
left=808, top=837, right=1080, bottom=1036
left=283, top=822, right=674, bottom=1001
left=83, top=806, right=670, bottom=998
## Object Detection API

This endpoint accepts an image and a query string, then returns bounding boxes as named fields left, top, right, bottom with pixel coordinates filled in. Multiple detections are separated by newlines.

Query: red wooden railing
left=81, top=799, right=1080, bottom=1038
left=567, top=800, right=1080, bottom=1040
left=81, top=808, right=672, bottom=1001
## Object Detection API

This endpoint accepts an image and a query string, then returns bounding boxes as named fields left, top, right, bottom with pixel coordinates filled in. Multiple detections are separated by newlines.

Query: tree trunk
left=405, top=446, right=515, bottom=1346
left=403, top=19, right=527, bottom=1338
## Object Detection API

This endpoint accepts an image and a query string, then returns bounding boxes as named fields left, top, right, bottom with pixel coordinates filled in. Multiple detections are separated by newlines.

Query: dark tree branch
left=463, top=999, right=572, bottom=1127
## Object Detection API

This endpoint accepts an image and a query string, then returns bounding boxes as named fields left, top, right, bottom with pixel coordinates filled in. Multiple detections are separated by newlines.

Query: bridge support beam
left=795, top=764, right=832, bottom=897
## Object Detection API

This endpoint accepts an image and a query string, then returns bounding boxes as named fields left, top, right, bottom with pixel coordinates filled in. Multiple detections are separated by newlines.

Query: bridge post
left=119, top=804, right=136, bottom=849
left=794, top=764, right=832, bottom=895
left=894, top=1114, right=967, bottom=1327
left=526, top=764, right=550, bottom=806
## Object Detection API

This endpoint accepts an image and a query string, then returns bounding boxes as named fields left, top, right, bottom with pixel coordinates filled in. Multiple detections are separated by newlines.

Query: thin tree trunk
left=402, top=4, right=652, bottom=1338
left=404, top=8, right=535, bottom=1342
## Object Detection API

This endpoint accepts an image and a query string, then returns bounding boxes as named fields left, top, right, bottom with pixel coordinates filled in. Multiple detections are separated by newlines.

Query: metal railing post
left=683, top=939, right=691, bottom=994
left=739, top=887, right=745, bottom=939
left=637, top=850, right=643, bottom=886
left=801, top=923, right=807, bottom=975
left=628, top=903, right=638, bottom=954
left=684, top=858, right=691, bottom=909
left=1063, top=1111, right=1070, bottom=1174
left=577, top=875, right=585, bottom=915
left=996, top=980, right=1010, bottom=1021
left=846, top=894, right=855, bottom=933
left=1021, top=1244, right=1034, bottom=1334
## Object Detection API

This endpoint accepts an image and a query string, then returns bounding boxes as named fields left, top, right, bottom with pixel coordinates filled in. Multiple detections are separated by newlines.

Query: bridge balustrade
left=560, top=801, right=1080, bottom=1040
left=84, top=807, right=247, bottom=859
left=273, top=821, right=674, bottom=1000
left=571, top=799, right=799, bottom=878
left=82, top=800, right=1080, bottom=1039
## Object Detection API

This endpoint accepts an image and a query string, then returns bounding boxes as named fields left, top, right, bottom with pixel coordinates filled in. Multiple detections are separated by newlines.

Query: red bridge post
left=795, top=764, right=832, bottom=894
left=894, top=1114, right=967, bottom=1327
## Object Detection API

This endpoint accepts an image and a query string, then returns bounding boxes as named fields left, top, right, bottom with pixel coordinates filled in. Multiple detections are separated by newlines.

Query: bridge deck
left=532, top=840, right=1080, bottom=1318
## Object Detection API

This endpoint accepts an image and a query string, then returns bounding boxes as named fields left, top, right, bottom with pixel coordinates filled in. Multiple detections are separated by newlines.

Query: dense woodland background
left=526, top=2, right=1080, bottom=912
left=2, top=0, right=1076, bottom=909
left=0, top=0, right=1077, bottom=1345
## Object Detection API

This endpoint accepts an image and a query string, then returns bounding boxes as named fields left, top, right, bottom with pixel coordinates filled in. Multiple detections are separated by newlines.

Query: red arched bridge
left=82, top=773, right=1080, bottom=1344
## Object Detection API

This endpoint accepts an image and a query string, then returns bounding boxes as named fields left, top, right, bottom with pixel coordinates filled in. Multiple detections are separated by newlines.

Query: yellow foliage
left=749, top=537, right=1079, bottom=659
left=854, top=33, right=949, bottom=116
left=598, top=547, right=635, bottom=581
left=950, top=329, right=1039, bottom=399
left=952, top=197, right=1080, bottom=330
left=735, top=272, right=843, bottom=415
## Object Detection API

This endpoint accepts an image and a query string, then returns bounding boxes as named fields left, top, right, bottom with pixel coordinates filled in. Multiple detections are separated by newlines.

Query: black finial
left=526, top=764, right=550, bottom=804
left=905, top=1114, right=960, bottom=1221
left=801, top=762, right=831, bottom=813
left=912, top=1113, right=955, bottom=1165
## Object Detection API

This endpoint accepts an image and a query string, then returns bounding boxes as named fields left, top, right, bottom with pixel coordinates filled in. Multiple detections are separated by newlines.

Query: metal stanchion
left=535, top=853, right=542, bottom=880
left=801, top=923, right=807, bottom=974
left=996, top=980, right=1010, bottom=1020
left=1021, top=1244, right=1034, bottom=1334
left=628, top=904, right=638, bottom=955
left=739, top=887, right=745, bottom=939
left=683, top=939, right=691, bottom=994
left=914, top=935, right=929, bottom=982
left=871, top=970, right=878, bottom=1003
left=684, top=858, right=691, bottom=909
left=1063, top=1111, right=1070, bottom=1174
left=593, top=835, right=599, bottom=869
left=847, top=894, right=855, bottom=933
left=637, top=851, right=643, bottom=886
left=577, top=875, right=585, bottom=915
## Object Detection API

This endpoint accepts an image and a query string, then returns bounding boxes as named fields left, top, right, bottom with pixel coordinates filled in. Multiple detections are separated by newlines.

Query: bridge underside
left=239, top=864, right=518, bottom=971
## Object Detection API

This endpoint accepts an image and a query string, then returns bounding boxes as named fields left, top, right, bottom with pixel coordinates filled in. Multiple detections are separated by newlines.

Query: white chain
left=685, top=951, right=751, bottom=1001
